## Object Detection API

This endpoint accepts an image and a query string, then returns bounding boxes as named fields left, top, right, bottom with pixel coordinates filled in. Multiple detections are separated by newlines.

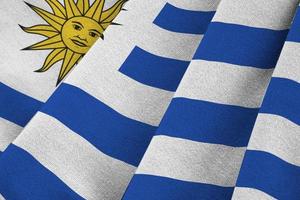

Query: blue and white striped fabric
left=0, top=0, right=219, bottom=199
left=122, top=0, right=299, bottom=199
left=0, top=0, right=121, bottom=154
left=232, top=4, right=300, bottom=200
left=2, top=0, right=300, bottom=199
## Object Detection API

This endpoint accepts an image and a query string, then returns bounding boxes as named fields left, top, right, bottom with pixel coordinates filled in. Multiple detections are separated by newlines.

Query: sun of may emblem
left=20, top=0, right=127, bottom=85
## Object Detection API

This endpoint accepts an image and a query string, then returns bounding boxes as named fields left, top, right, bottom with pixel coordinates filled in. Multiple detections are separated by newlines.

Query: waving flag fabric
left=1, top=0, right=300, bottom=200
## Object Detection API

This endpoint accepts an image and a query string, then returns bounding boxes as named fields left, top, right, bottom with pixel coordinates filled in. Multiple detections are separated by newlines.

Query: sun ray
left=36, top=48, right=66, bottom=72
left=101, top=0, right=126, bottom=24
left=57, top=49, right=81, bottom=85
left=23, top=35, right=65, bottom=50
left=100, top=21, right=122, bottom=30
left=25, top=2, right=66, bottom=31
left=19, top=24, right=59, bottom=38
left=45, top=0, right=67, bottom=18
left=85, top=0, right=105, bottom=21
left=77, top=0, right=90, bottom=14
left=65, top=0, right=82, bottom=18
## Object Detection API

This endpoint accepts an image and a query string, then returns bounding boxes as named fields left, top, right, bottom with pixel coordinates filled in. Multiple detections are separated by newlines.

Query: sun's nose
left=77, top=35, right=88, bottom=42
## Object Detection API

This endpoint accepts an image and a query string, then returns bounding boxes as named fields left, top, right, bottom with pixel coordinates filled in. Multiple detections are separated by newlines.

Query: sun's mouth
left=71, top=39, right=88, bottom=47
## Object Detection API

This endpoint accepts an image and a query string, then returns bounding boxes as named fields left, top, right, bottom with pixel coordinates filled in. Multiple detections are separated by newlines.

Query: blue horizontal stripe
left=260, top=77, right=300, bottom=125
left=287, top=7, right=300, bottom=42
left=0, top=83, right=42, bottom=127
left=194, top=22, right=288, bottom=68
left=0, top=144, right=83, bottom=200
left=156, top=98, right=258, bottom=147
left=41, top=83, right=156, bottom=166
left=153, top=3, right=214, bottom=34
left=119, top=46, right=189, bottom=91
left=236, top=150, right=300, bottom=199
left=122, top=174, right=233, bottom=200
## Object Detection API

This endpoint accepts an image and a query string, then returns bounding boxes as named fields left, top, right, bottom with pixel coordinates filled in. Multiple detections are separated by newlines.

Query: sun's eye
left=73, top=24, right=82, bottom=31
left=89, top=31, right=99, bottom=38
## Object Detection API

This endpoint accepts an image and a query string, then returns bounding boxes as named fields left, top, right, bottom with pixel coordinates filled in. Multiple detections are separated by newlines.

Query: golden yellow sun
left=20, top=0, right=127, bottom=85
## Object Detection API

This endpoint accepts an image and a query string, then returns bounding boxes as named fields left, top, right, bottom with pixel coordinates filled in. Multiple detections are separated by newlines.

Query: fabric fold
left=233, top=4, right=300, bottom=200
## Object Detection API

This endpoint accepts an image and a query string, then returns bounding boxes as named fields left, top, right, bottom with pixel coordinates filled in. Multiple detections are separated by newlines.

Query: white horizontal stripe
left=169, top=0, right=221, bottom=11
left=136, top=135, right=245, bottom=187
left=175, top=60, right=273, bottom=108
left=273, top=41, right=300, bottom=83
left=248, top=113, right=300, bottom=166
left=212, top=0, right=298, bottom=30
left=232, top=187, right=276, bottom=200
left=0, top=117, right=22, bottom=151
left=13, top=112, right=135, bottom=200
left=136, top=26, right=202, bottom=61
left=66, top=68, right=173, bottom=126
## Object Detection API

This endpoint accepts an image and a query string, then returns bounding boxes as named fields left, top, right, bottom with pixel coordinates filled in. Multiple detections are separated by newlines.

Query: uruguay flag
left=1, top=0, right=300, bottom=199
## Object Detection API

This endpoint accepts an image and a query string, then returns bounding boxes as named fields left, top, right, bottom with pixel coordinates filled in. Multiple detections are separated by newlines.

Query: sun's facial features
left=21, top=0, right=127, bottom=85
left=61, top=17, right=104, bottom=54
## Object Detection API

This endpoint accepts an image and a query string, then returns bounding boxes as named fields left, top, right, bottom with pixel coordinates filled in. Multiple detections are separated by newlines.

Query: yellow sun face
left=61, top=16, right=104, bottom=54
left=21, top=0, right=127, bottom=85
